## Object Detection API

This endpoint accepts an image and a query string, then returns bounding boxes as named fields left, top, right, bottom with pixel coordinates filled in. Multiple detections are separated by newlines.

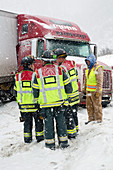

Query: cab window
left=22, top=24, right=29, bottom=35
left=37, top=39, right=44, bottom=58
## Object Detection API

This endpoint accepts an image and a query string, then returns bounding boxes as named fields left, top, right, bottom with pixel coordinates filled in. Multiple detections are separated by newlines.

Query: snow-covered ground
left=0, top=101, right=113, bottom=170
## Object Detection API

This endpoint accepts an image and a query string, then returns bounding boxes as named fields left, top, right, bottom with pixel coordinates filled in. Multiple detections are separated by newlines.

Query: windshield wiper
left=72, top=54, right=87, bottom=58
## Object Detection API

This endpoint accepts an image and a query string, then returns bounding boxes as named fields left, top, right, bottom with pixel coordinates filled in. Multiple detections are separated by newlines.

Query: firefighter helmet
left=54, top=48, right=67, bottom=58
left=21, top=55, right=35, bottom=66
left=41, top=50, right=57, bottom=62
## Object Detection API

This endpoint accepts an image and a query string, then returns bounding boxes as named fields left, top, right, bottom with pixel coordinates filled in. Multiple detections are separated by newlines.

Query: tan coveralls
left=83, top=64, right=103, bottom=122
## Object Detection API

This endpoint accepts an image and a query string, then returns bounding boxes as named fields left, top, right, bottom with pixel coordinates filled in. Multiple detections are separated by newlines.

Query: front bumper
left=79, top=92, right=112, bottom=106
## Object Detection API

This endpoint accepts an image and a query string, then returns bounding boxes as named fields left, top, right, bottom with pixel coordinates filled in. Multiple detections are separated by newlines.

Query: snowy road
left=0, top=101, right=113, bottom=170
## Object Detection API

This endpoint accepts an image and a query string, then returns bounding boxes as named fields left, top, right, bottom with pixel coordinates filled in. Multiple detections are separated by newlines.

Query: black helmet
left=54, top=48, right=67, bottom=58
left=21, top=55, right=35, bottom=66
left=41, top=50, right=56, bottom=62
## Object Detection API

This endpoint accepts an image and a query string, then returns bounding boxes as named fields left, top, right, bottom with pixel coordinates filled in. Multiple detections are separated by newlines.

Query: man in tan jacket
left=82, top=54, right=103, bottom=124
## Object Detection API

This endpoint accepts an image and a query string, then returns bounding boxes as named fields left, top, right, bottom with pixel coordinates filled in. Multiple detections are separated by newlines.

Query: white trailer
left=0, top=10, right=17, bottom=102
left=0, top=10, right=17, bottom=83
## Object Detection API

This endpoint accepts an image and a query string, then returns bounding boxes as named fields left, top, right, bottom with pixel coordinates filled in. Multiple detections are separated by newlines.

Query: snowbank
left=0, top=101, right=113, bottom=170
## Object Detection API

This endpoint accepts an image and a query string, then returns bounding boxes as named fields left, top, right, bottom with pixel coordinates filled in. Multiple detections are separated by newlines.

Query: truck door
left=31, top=39, right=44, bottom=70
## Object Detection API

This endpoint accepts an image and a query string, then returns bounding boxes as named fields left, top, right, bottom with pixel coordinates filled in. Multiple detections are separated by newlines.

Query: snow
left=0, top=101, right=113, bottom=170
left=25, top=19, right=52, bottom=29
left=98, top=54, right=113, bottom=67
left=0, top=1, right=113, bottom=169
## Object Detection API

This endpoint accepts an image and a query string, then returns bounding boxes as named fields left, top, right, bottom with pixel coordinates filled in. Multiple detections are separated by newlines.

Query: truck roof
left=17, top=14, right=90, bottom=42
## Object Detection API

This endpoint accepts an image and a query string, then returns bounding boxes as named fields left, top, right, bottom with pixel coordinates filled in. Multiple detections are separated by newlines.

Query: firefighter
left=32, top=50, right=73, bottom=150
left=14, top=55, right=44, bottom=143
left=82, top=53, right=103, bottom=124
left=54, top=48, right=80, bottom=138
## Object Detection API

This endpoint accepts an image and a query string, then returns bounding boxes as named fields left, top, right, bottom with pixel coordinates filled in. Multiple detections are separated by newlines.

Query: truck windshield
left=46, top=39, right=90, bottom=58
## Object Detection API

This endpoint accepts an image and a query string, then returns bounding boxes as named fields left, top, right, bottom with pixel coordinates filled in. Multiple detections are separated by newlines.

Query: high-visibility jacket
left=33, top=64, right=70, bottom=108
left=14, top=70, right=38, bottom=112
left=60, top=60, right=80, bottom=105
left=86, top=63, right=103, bottom=92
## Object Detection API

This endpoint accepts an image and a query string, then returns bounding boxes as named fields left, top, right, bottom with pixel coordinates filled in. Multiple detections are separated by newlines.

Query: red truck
left=0, top=10, right=112, bottom=106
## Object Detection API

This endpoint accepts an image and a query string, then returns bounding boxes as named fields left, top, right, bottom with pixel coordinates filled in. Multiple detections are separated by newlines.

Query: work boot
left=68, top=133, right=77, bottom=139
left=68, top=132, right=77, bottom=139
left=59, top=143, right=69, bottom=149
left=97, top=120, right=102, bottom=123
left=45, top=144, right=55, bottom=150
left=24, top=137, right=32, bottom=143
left=37, top=136, right=44, bottom=143
left=48, top=146, right=55, bottom=150
left=85, top=121, right=91, bottom=125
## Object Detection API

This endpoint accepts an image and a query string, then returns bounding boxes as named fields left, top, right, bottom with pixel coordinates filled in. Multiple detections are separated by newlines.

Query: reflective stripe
left=17, top=90, right=33, bottom=93
left=61, top=65, right=69, bottom=78
left=63, top=77, right=70, bottom=85
left=31, top=72, right=36, bottom=103
left=18, top=72, right=36, bottom=104
left=67, top=128, right=77, bottom=134
left=67, top=91, right=79, bottom=98
left=61, top=65, right=77, bottom=83
left=86, top=85, right=96, bottom=89
left=40, top=86, right=64, bottom=92
left=19, top=73, right=23, bottom=103
left=40, top=101, right=63, bottom=108
left=71, top=77, right=77, bottom=82
left=32, top=83, right=39, bottom=89
left=69, top=100, right=80, bottom=106
left=38, top=65, right=64, bottom=103
left=64, top=100, right=69, bottom=106
left=36, top=131, right=44, bottom=137
left=45, top=138, right=55, bottom=144
left=20, top=109, right=37, bottom=112
left=35, top=98, right=39, bottom=102
left=93, top=64, right=100, bottom=71
left=76, top=125, right=79, bottom=130
left=32, top=72, right=36, bottom=84
left=24, top=133, right=32, bottom=137
left=38, top=69, right=47, bottom=103
left=71, top=60, right=74, bottom=65
left=55, top=65, right=62, bottom=100
left=59, top=136, right=68, bottom=142
left=86, top=64, right=103, bottom=92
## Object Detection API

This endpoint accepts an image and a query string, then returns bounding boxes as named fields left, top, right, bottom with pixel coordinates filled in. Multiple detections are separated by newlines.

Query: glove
left=82, top=88, right=86, bottom=95
left=39, top=108, right=46, bottom=119
left=39, top=116, right=43, bottom=120
left=19, top=112, right=25, bottom=122
left=36, top=103, right=43, bottom=119
left=95, top=92, right=100, bottom=98
left=37, top=103, right=41, bottom=112
left=19, top=117, right=25, bottom=122
left=68, top=97, right=71, bottom=103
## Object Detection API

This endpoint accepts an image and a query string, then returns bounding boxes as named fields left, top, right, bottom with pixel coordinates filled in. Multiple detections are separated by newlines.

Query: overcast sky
left=0, top=0, right=113, bottom=50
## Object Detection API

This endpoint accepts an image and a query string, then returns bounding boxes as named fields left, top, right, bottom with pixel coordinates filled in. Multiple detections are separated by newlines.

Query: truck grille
left=83, top=69, right=112, bottom=91
left=103, top=70, right=111, bottom=90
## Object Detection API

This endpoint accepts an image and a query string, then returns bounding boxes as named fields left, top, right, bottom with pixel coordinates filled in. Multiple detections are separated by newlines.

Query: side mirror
left=89, top=43, right=97, bottom=59
left=94, top=45, right=97, bottom=59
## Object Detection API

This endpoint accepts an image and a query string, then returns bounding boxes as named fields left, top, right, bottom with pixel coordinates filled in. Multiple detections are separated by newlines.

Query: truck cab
left=17, top=14, right=112, bottom=106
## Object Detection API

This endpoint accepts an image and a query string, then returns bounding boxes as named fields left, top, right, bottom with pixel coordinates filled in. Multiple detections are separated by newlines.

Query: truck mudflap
left=0, top=82, right=15, bottom=103
left=102, top=93, right=112, bottom=107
